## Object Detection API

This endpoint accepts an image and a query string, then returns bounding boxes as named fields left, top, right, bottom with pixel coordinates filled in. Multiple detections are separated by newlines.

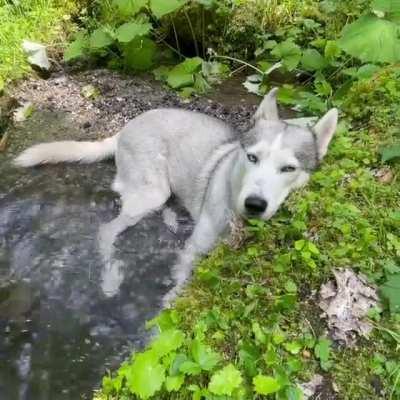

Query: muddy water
left=0, top=70, right=262, bottom=400
left=0, top=113, right=194, bottom=400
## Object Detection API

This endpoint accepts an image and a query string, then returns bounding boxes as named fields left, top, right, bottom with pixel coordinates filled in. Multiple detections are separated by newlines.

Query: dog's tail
left=14, top=135, right=118, bottom=167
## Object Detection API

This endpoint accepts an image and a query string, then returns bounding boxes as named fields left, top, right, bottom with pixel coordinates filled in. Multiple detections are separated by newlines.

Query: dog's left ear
left=313, top=108, right=338, bottom=160
left=254, top=87, right=279, bottom=121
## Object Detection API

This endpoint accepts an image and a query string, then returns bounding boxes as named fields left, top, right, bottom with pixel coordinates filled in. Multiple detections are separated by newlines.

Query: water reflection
left=0, top=161, right=192, bottom=400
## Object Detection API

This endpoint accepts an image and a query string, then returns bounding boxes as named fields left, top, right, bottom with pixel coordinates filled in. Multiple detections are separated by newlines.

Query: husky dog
left=14, top=88, right=338, bottom=304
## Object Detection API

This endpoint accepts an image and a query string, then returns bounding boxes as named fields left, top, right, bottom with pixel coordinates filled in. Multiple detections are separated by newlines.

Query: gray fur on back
left=115, top=108, right=238, bottom=218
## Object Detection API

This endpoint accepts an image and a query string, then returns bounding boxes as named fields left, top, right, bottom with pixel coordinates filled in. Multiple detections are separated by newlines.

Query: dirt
left=8, top=68, right=262, bottom=153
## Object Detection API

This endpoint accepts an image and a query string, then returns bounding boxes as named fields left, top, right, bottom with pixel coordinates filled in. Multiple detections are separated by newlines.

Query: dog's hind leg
left=98, top=187, right=170, bottom=262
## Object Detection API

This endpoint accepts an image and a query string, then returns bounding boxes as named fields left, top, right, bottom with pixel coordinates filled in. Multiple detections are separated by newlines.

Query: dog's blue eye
left=247, top=154, right=258, bottom=163
left=280, top=165, right=296, bottom=173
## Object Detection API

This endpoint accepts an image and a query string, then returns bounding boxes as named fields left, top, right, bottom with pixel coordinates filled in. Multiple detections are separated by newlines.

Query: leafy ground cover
left=1, top=0, right=399, bottom=399
left=0, top=0, right=78, bottom=88
left=81, top=1, right=400, bottom=399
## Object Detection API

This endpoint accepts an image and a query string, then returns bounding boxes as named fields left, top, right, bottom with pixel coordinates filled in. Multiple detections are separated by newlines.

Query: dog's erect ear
left=313, top=108, right=338, bottom=160
left=254, top=87, right=279, bottom=121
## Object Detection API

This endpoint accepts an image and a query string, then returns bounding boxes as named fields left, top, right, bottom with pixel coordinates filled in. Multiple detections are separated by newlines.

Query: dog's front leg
left=162, top=212, right=223, bottom=307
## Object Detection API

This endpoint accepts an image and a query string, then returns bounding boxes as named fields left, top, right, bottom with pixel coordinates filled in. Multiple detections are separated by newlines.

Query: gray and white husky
left=14, top=88, right=338, bottom=304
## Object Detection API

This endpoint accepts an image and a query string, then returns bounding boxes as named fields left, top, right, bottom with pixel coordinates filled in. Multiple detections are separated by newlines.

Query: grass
left=0, top=0, right=78, bottom=86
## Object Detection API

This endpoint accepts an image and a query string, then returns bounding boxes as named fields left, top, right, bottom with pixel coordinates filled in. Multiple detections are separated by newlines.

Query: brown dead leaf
left=374, top=167, right=393, bottom=184
left=319, top=268, right=378, bottom=346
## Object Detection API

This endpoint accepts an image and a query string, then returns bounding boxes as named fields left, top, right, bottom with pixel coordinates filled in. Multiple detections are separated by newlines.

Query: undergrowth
left=0, top=0, right=78, bottom=87
left=84, top=1, right=400, bottom=399
left=95, top=66, right=400, bottom=400
left=2, top=0, right=399, bottom=399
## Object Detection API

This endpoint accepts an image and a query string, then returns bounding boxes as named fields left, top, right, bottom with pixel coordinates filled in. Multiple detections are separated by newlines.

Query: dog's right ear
left=254, top=87, right=279, bottom=121
left=313, top=108, right=338, bottom=160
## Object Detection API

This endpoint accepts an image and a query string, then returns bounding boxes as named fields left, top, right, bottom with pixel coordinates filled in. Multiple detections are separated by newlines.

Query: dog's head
left=236, top=87, right=338, bottom=220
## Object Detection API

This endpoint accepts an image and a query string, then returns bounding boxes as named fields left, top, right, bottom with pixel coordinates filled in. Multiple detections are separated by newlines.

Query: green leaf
left=324, top=40, right=341, bottom=60
left=208, top=364, right=243, bottom=396
left=116, top=22, right=152, bottom=43
left=271, top=40, right=302, bottom=71
left=179, top=361, right=202, bottom=375
left=284, top=341, right=302, bottom=354
left=315, top=338, right=332, bottom=371
left=191, top=339, right=220, bottom=371
left=64, top=33, right=87, bottom=61
left=150, top=329, right=184, bottom=357
left=146, top=309, right=180, bottom=331
left=253, top=375, right=281, bottom=395
left=285, top=280, right=298, bottom=293
left=355, top=64, right=380, bottom=79
left=286, top=385, right=304, bottom=400
left=295, top=239, right=306, bottom=251
left=126, top=351, right=165, bottom=399
left=338, top=15, right=400, bottom=63
left=113, top=0, right=148, bottom=16
left=123, top=37, right=156, bottom=70
left=381, top=143, right=400, bottom=162
left=150, top=0, right=187, bottom=18
left=165, top=374, right=184, bottom=392
left=166, top=57, right=203, bottom=89
left=380, top=273, right=400, bottom=313
left=252, top=322, right=267, bottom=344
left=90, top=28, right=113, bottom=49
left=372, top=0, right=400, bottom=22
left=301, top=49, right=328, bottom=71
left=153, top=65, right=172, bottom=81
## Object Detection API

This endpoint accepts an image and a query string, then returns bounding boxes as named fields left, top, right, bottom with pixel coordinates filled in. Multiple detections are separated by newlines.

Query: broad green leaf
left=116, top=22, right=152, bottom=43
left=372, top=0, right=400, bottom=22
left=165, top=374, right=184, bottom=392
left=338, top=15, right=400, bottom=63
left=252, top=322, right=267, bottom=344
left=166, top=57, right=203, bottom=89
left=239, top=342, right=260, bottom=377
left=208, top=364, right=243, bottom=396
left=253, top=375, right=281, bottom=395
left=179, top=361, right=202, bottom=375
left=191, top=339, right=220, bottom=371
left=146, top=309, right=180, bottom=331
left=286, top=385, right=304, bottom=400
left=112, top=0, right=148, bottom=16
left=150, top=329, right=184, bottom=357
left=356, top=64, right=380, bottom=79
left=150, top=0, right=187, bottom=18
left=381, top=143, right=400, bottom=162
left=153, top=65, right=171, bottom=81
left=194, top=74, right=211, bottom=94
left=64, top=34, right=87, bottom=61
left=90, top=28, right=113, bottom=49
left=380, top=273, right=400, bottom=313
left=285, top=280, right=298, bottom=293
left=301, top=49, right=327, bottom=71
left=123, top=37, right=156, bottom=70
left=324, top=40, right=341, bottom=60
left=284, top=341, right=302, bottom=354
left=315, top=338, right=332, bottom=370
left=125, top=351, right=165, bottom=399
left=271, top=40, right=302, bottom=71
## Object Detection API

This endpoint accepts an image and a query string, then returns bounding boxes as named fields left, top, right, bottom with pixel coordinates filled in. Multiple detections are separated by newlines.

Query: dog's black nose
left=244, top=196, right=267, bottom=214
